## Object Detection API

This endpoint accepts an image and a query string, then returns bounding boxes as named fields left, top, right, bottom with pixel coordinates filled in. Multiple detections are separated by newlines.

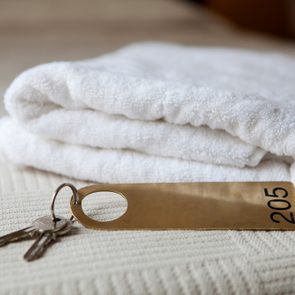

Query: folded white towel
left=1, top=42, right=295, bottom=182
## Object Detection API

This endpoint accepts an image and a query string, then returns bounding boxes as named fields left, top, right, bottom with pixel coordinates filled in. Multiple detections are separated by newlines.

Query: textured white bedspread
left=1, top=155, right=295, bottom=294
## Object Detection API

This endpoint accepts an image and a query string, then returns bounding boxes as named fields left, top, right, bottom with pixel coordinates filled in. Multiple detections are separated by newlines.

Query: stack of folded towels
left=1, top=42, right=295, bottom=183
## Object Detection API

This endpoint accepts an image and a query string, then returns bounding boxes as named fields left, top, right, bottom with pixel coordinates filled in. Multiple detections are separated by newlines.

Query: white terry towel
left=1, top=42, right=295, bottom=183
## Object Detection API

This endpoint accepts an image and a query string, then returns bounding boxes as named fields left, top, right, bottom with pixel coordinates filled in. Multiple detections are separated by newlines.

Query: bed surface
left=1, top=161, right=295, bottom=294
left=1, top=1, right=295, bottom=293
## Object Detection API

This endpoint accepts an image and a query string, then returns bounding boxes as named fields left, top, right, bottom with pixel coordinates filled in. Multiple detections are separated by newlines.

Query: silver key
left=24, top=219, right=73, bottom=262
left=0, top=215, right=68, bottom=247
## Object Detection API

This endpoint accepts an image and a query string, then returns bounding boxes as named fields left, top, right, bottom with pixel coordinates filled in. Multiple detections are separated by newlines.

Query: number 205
left=264, top=187, right=295, bottom=224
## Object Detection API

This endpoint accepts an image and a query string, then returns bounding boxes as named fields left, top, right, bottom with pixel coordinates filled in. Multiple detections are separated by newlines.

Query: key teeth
left=24, top=247, right=45, bottom=262
left=23, top=248, right=39, bottom=262
left=0, top=238, right=8, bottom=247
left=23, top=249, right=37, bottom=262
left=0, top=227, right=33, bottom=247
left=24, top=254, right=35, bottom=262
left=24, top=253, right=43, bottom=262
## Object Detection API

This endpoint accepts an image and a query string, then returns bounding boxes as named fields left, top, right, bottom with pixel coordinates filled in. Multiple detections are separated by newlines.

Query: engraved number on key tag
left=263, top=186, right=295, bottom=224
left=70, top=182, right=295, bottom=230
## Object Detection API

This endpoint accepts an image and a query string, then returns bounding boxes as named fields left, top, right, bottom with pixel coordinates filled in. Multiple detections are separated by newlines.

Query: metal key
left=24, top=219, right=73, bottom=262
left=0, top=215, right=68, bottom=247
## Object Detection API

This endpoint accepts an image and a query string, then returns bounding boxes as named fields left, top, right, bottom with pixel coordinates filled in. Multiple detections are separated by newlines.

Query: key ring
left=50, top=183, right=80, bottom=222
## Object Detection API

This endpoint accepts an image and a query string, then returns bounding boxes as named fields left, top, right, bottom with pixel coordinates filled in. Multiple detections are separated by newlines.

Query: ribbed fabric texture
left=1, top=158, right=295, bottom=294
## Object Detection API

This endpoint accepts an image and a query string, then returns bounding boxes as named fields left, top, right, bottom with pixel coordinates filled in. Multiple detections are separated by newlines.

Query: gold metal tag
left=70, top=182, right=295, bottom=230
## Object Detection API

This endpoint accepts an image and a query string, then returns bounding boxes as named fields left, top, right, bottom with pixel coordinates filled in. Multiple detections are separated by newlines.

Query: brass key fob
left=70, top=182, right=295, bottom=230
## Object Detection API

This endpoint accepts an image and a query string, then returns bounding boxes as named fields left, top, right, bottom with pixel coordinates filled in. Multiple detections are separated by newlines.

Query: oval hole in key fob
left=81, top=191, right=128, bottom=222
